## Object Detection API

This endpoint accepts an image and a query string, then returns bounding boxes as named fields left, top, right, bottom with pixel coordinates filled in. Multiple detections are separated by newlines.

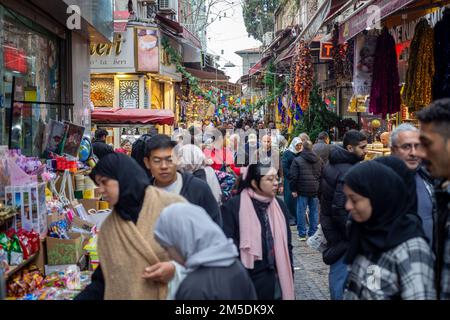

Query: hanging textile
left=369, top=28, right=401, bottom=118
left=434, top=9, right=450, bottom=100
left=403, top=19, right=435, bottom=111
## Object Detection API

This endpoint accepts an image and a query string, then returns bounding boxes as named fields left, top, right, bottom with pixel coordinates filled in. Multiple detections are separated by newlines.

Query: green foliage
left=161, top=37, right=217, bottom=104
left=242, top=0, right=280, bottom=42
left=293, top=85, right=340, bottom=142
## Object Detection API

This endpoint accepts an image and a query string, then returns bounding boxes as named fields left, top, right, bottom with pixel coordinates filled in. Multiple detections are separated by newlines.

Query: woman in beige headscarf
left=176, top=144, right=222, bottom=205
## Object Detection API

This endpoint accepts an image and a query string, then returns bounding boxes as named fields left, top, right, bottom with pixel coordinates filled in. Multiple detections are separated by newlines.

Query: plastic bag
left=306, top=224, right=328, bottom=253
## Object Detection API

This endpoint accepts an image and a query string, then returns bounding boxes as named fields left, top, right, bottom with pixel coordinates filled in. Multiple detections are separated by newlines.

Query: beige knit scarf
left=97, top=186, right=186, bottom=300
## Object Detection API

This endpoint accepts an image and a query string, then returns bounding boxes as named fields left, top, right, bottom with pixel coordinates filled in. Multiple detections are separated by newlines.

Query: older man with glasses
left=390, top=123, right=435, bottom=247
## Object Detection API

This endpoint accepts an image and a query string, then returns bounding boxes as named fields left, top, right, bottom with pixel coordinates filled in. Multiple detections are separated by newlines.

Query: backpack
left=215, top=169, right=236, bottom=203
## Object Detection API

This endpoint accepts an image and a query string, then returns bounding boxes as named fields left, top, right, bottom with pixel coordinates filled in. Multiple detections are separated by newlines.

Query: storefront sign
left=319, top=42, right=334, bottom=60
left=136, top=27, right=159, bottom=73
left=339, top=0, right=415, bottom=43
left=122, top=99, right=137, bottom=108
left=4, top=45, right=28, bottom=74
left=90, top=27, right=135, bottom=72
left=160, top=37, right=182, bottom=82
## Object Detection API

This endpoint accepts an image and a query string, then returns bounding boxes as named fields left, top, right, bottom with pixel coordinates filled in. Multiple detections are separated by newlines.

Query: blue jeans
left=296, top=196, right=318, bottom=237
left=329, top=256, right=348, bottom=300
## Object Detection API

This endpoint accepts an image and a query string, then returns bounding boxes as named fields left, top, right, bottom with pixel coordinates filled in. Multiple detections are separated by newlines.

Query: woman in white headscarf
left=176, top=144, right=222, bottom=205
left=282, top=138, right=303, bottom=225
left=154, top=203, right=257, bottom=300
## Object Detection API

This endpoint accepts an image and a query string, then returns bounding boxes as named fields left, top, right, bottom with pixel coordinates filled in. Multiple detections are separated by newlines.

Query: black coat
left=312, top=140, right=331, bottom=164
left=319, top=145, right=361, bottom=265
left=288, top=150, right=323, bottom=197
left=92, top=140, right=114, bottom=160
left=179, top=172, right=222, bottom=227
left=221, top=195, right=293, bottom=300
left=175, top=260, right=257, bottom=300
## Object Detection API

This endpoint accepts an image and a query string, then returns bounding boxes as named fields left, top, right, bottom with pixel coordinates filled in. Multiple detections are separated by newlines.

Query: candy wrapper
left=0, top=233, right=10, bottom=251
left=43, top=272, right=65, bottom=288
left=64, top=265, right=81, bottom=290
left=8, top=234, right=23, bottom=265
left=48, top=220, right=70, bottom=239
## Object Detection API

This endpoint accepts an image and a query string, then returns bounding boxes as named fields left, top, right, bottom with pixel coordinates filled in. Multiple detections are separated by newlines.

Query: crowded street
left=0, top=0, right=450, bottom=308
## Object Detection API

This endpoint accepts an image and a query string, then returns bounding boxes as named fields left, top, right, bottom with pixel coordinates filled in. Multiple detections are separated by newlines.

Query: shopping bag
left=306, top=224, right=328, bottom=253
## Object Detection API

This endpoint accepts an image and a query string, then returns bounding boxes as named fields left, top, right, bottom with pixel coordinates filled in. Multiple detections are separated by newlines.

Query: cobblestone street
left=291, top=226, right=330, bottom=300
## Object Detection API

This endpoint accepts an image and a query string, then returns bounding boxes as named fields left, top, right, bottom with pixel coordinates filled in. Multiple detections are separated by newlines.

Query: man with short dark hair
left=143, top=135, right=222, bottom=226
left=416, top=98, right=450, bottom=300
left=92, top=129, right=114, bottom=160
left=319, top=129, right=368, bottom=300
left=313, top=131, right=331, bottom=164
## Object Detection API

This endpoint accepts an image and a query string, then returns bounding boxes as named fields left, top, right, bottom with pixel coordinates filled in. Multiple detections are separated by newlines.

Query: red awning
left=249, top=56, right=271, bottom=76
left=91, top=108, right=174, bottom=125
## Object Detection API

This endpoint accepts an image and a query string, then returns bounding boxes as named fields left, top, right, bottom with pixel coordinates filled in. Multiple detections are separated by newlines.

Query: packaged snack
left=0, top=233, right=10, bottom=251
left=8, top=235, right=23, bottom=265
left=63, top=265, right=81, bottom=290
left=43, top=272, right=65, bottom=288
left=17, top=232, right=32, bottom=260
left=27, top=230, right=40, bottom=254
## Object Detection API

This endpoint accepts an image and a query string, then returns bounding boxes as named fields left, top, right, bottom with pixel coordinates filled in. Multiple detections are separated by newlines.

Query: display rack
left=3, top=252, right=38, bottom=280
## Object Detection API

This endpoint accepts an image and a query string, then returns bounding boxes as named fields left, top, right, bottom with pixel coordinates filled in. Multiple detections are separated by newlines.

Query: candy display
left=7, top=265, right=44, bottom=298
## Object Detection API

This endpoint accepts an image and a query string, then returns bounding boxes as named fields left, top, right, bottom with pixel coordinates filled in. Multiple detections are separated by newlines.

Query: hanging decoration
left=331, top=24, right=353, bottom=86
left=403, top=19, right=435, bottom=111
left=293, top=41, right=313, bottom=111
left=369, top=28, right=401, bottom=118
left=434, top=9, right=450, bottom=100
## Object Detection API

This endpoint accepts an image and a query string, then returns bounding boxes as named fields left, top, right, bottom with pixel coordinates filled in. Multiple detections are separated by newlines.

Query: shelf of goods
left=4, top=252, right=38, bottom=280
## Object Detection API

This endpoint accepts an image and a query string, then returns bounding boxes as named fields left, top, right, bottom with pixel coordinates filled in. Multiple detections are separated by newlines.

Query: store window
left=0, top=5, right=61, bottom=155
left=151, top=80, right=164, bottom=109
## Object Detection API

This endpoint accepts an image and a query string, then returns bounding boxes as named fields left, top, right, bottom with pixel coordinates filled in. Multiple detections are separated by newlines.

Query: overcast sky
left=206, top=1, right=262, bottom=83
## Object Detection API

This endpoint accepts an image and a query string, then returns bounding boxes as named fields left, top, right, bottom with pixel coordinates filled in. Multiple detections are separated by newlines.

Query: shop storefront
left=90, top=26, right=180, bottom=147
left=0, top=4, right=62, bottom=154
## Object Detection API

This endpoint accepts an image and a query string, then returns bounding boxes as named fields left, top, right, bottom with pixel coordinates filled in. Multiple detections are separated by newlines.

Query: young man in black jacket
left=289, top=141, right=323, bottom=241
left=92, top=129, right=114, bottom=160
left=319, top=130, right=367, bottom=300
left=417, top=99, right=450, bottom=300
left=142, top=134, right=222, bottom=226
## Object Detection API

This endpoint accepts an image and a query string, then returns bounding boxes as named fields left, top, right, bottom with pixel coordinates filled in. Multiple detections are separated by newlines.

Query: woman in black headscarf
left=76, top=153, right=184, bottom=300
left=342, top=161, right=435, bottom=300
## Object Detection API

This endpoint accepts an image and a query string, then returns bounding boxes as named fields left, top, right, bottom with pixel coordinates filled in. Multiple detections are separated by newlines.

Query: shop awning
left=184, top=67, right=229, bottom=81
left=338, top=0, right=416, bottom=43
left=249, top=56, right=271, bottom=76
left=91, top=108, right=174, bottom=125
left=274, top=45, right=296, bottom=65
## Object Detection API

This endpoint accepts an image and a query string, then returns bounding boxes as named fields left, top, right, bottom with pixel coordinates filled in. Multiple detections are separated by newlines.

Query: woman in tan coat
left=75, top=153, right=185, bottom=300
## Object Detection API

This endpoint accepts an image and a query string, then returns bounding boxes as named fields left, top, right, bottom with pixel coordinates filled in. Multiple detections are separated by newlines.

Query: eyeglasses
left=151, top=157, right=174, bottom=166
left=393, top=143, right=421, bottom=152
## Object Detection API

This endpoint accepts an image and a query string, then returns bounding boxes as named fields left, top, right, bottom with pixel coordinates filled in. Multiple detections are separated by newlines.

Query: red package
left=17, top=233, right=32, bottom=260
left=27, top=230, right=40, bottom=254
left=6, top=228, right=16, bottom=238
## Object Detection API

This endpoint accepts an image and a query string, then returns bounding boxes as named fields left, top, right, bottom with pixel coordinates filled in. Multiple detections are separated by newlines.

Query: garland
left=161, top=37, right=217, bottom=104
left=293, top=41, right=313, bottom=111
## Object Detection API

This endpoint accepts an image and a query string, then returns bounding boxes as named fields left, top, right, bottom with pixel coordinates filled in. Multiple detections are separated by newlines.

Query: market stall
left=0, top=117, right=109, bottom=300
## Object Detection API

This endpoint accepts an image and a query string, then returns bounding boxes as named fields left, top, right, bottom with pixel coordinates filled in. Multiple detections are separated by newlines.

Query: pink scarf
left=239, top=188, right=295, bottom=300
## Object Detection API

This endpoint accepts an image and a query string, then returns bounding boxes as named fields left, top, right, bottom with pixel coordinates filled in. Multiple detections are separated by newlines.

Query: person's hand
left=292, top=192, right=298, bottom=198
left=142, top=262, right=176, bottom=283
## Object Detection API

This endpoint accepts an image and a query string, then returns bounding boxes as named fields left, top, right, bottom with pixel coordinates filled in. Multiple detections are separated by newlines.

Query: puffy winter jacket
left=319, top=145, right=362, bottom=265
left=288, top=150, right=323, bottom=197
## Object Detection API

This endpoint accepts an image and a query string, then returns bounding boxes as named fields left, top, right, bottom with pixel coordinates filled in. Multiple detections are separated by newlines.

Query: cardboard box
left=35, top=238, right=47, bottom=274
left=46, top=232, right=84, bottom=265
left=78, top=199, right=98, bottom=211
